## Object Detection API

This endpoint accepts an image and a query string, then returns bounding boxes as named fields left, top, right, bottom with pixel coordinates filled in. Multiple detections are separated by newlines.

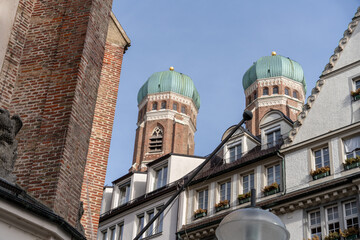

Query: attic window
left=149, top=127, right=163, bottom=152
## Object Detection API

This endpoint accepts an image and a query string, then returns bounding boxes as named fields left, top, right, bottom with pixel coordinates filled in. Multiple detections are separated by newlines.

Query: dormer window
left=266, top=129, right=281, bottom=148
left=149, top=127, right=163, bottom=152
left=229, top=144, right=241, bottom=162
left=119, top=182, right=131, bottom=206
left=155, top=165, right=168, bottom=189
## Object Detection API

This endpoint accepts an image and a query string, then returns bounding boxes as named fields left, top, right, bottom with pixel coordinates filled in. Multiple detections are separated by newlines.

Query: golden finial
left=271, top=51, right=277, bottom=56
left=169, top=66, right=174, bottom=71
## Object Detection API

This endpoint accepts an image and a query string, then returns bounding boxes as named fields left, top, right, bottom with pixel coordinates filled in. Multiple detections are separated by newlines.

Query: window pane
left=173, top=103, right=177, bottom=111
left=162, top=166, right=168, bottom=186
left=161, top=102, right=166, bottom=109
left=263, top=88, right=268, bottom=95
left=118, top=224, right=124, bottom=240
left=243, top=175, right=249, bottom=193
left=157, top=211, right=164, bottom=233
left=220, top=183, right=225, bottom=201
left=204, top=190, right=208, bottom=210
left=356, top=80, right=360, bottom=89
left=102, top=231, right=108, bottom=240
left=147, top=212, right=154, bottom=236
left=250, top=173, right=254, bottom=190
left=323, top=147, right=330, bottom=166
left=226, top=182, right=231, bottom=201
left=110, top=228, right=115, bottom=240
left=229, top=147, right=235, bottom=162
left=152, top=102, right=157, bottom=110
left=267, top=166, right=274, bottom=185
left=236, top=145, right=242, bottom=159
left=285, top=88, right=289, bottom=95
left=273, top=87, right=278, bottom=94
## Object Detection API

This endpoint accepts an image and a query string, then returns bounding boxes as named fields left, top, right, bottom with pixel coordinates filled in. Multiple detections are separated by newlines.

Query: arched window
left=285, top=88, right=289, bottom=96
left=254, top=91, right=257, bottom=100
left=173, top=103, right=178, bottom=111
left=273, top=86, right=279, bottom=94
left=293, top=91, right=298, bottom=99
left=149, top=126, right=163, bottom=152
left=152, top=102, right=158, bottom=110
left=161, top=101, right=166, bottom=109
left=181, top=105, right=187, bottom=114
left=263, top=87, right=269, bottom=95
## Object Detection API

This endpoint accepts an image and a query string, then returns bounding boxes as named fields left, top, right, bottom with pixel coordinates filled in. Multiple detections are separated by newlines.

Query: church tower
left=242, top=52, right=306, bottom=135
left=132, top=67, right=200, bottom=171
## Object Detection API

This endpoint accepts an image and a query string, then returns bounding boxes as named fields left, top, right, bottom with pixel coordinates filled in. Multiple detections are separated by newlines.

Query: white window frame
left=146, top=210, right=155, bottom=237
left=343, top=136, right=360, bottom=159
left=265, top=127, right=281, bottom=148
left=137, top=214, right=145, bottom=239
left=228, top=143, right=242, bottom=163
left=325, top=205, right=340, bottom=234
left=308, top=210, right=322, bottom=239
left=266, top=164, right=281, bottom=186
left=314, top=147, right=330, bottom=169
left=219, top=180, right=231, bottom=202
left=117, top=223, right=124, bottom=240
left=102, top=230, right=108, bottom=240
left=197, top=188, right=208, bottom=210
left=154, top=165, right=168, bottom=190
left=242, top=172, right=254, bottom=194
left=343, top=200, right=359, bottom=229
left=118, top=182, right=131, bottom=206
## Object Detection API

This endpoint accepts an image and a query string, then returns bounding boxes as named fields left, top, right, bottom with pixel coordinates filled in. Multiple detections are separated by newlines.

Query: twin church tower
left=131, top=52, right=306, bottom=171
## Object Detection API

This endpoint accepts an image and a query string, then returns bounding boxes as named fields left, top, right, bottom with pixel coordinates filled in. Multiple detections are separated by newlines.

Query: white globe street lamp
left=216, top=189, right=290, bottom=240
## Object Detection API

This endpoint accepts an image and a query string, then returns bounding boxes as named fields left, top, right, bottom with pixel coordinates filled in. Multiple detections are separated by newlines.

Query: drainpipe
left=277, top=151, right=286, bottom=196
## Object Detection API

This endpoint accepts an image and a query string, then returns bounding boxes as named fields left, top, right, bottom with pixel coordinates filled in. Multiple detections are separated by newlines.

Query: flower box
left=194, top=212, right=206, bottom=219
left=312, top=171, right=330, bottom=180
left=354, top=95, right=360, bottom=101
left=344, top=161, right=360, bottom=170
left=351, top=88, right=360, bottom=101
left=345, top=235, right=358, bottom=240
left=264, top=187, right=279, bottom=196
left=238, top=197, right=251, bottom=205
left=215, top=204, right=230, bottom=212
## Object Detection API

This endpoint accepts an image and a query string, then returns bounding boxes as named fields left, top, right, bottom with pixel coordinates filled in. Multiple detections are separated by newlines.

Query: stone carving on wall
left=76, top=201, right=85, bottom=234
left=0, top=108, right=22, bottom=183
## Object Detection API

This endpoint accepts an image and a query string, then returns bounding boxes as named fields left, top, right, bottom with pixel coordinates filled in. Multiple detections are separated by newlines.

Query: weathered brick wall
left=80, top=41, right=125, bottom=239
left=0, top=0, right=113, bottom=227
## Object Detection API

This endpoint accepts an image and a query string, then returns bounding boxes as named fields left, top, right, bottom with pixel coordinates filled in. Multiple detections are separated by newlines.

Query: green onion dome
left=137, top=68, right=200, bottom=110
left=242, top=54, right=306, bottom=93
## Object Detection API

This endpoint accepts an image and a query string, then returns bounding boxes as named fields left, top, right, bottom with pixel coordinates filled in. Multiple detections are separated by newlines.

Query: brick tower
left=243, top=52, right=306, bottom=135
left=0, top=1, right=129, bottom=239
left=132, top=67, right=200, bottom=171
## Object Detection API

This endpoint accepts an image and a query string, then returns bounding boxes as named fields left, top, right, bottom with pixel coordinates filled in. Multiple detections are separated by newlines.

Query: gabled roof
left=285, top=7, right=360, bottom=144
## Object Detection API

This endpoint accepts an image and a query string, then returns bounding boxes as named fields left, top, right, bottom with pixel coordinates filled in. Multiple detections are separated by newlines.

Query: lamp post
left=215, top=189, right=290, bottom=240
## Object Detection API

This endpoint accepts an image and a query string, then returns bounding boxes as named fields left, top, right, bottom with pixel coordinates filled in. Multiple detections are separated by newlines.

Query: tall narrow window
left=285, top=88, right=289, bottom=96
left=146, top=211, right=155, bottom=237
left=229, top=144, right=242, bottom=162
left=248, top=96, right=252, bottom=104
left=293, top=91, right=298, bottom=99
left=198, top=189, right=208, bottom=210
left=181, top=105, right=186, bottom=114
left=152, top=102, right=158, bottom=110
left=344, top=201, right=359, bottom=229
left=155, top=165, right=168, bottom=189
left=254, top=91, right=257, bottom=100
left=273, top=86, right=279, bottom=94
left=267, top=164, right=281, bottom=186
left=156, top=207, right=164, bottom=233
left=173, top=103, right=178, bottom=111
left=137, top=215, right=144, bottom=239
left=110, top=227, right=116, bottom=240
left=149, top=127, right=163, bottom=152
left=161, top=101, right=166, bottom=109
left=102, top=230, right=108, bottom=240
left=314, top=147, right=330, bottom=169
left=219, top=181, right=231, bottom=201
left=326, top=206, right=340, bottom=234
left=266, top=129, right=281, bottom=148
left=243, top=173, right=254, bottom=194
left=263, top=87, right=269, bottom=95
left=309, top=210, right=322, bottom=239
left=117, top=223, right=124, bottom=240
left=119, top=182, right=131, bottom=206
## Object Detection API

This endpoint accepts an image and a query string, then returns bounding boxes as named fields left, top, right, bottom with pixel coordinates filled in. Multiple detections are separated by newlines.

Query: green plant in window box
left=262, top=182, right=280, bottom=196
left=305, top=235, right=320, bottom=240
left=324, top=231, right=340, bottom=240
left=340, top=227, right=359, bottom=240
left=194, top=208, right=207, bottom=219
left=351, top=88, right=360, bottom=100
left=310, top=166, right=330, bottom=180
left=343, top=155, right=360, bottom=170
left=215, top=200, right=230, bottom=212
left=237, top=191, right=251, bottom=204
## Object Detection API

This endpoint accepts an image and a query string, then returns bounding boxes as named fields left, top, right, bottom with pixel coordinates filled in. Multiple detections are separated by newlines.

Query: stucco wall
left=279, top=209, right=304, bottom=240
left=168, top=155, right=205, bottom=183
left=0, top=0, right=19, bottom=70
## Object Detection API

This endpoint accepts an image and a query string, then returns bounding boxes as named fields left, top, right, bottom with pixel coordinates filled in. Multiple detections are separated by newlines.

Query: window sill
left=143, top=232, right=162, bottom=240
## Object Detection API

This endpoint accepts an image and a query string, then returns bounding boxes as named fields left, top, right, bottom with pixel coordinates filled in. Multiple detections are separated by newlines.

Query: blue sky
left=105, top=1, right=359, bottom=185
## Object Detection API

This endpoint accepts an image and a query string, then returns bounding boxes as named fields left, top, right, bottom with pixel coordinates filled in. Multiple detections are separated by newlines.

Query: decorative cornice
left=286, top=7, right=360, bottom=144
left=322, top=7, right=360, bottom=75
